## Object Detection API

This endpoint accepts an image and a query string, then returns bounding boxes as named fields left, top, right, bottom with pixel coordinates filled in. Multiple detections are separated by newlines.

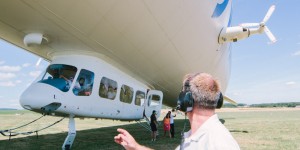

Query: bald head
left=185, top=73, right=221, bottom=109
left=190, top=73, right=220, bottom=93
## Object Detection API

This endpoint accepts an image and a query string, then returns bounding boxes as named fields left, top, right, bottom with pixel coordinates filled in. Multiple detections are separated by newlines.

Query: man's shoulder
left=207, top=121, right=232, bottom=137
left=207, top=123, right=240, bottom=149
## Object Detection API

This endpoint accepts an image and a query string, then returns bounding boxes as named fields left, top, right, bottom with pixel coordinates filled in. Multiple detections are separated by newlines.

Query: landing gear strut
left=62, top=114, right=76, bottom=150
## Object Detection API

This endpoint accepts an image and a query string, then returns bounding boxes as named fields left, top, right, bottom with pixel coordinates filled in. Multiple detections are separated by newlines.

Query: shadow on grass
left=0, top=118, right=247, bottom=149
left=0, top=119, right=189, bottom=150
left=230, top=130, right=249, bottom=133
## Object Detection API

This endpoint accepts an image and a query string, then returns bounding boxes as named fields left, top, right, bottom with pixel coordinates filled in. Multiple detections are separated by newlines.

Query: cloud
left=285, top=81, right=296, bottom=85
left=0, top=73, right=16, bottom=81
left=29, top=71, right=42, bottom=78
left=9, top=99, right=19, bottom=103
left=0, top=99, right=22, bottom=109
left=15, top=80, right=22, bottom=84
left=10, top=103, right=21, bottom=107
left=0, top=80, right=22, bottom=87
left=22, top=63, right=31, bottom=67
left=292, top=51, right=300, bottom=56
left=0, top=65, right=21, bottom=72
left=0, top=81, right=15, bottom=87
left=233, top=92, right=241, bottom=96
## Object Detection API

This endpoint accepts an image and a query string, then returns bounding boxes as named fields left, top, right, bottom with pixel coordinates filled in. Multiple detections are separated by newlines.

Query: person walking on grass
left=150, top=110, right=158, bottom=141
left=170, top=109, right=176, bottom=138
left=163, top=111, right=171, bottom=138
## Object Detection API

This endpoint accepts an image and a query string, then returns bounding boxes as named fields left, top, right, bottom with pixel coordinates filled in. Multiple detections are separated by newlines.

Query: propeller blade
left=239, top=23, right=259, bottom=28
left=262, top=5, right=275, bottom=23
left=264, top=26, right=277, bottom=43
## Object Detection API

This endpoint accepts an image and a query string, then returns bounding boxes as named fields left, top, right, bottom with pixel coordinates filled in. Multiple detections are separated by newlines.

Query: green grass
left=0, top=109, right=300, bottom=150
left=218, top=110, right=300, bottom=150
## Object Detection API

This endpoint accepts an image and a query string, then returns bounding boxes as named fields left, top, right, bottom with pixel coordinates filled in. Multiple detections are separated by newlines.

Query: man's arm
left=59, top=75, right=68, bottom=81
left=114, top=128, right=153, bottom=150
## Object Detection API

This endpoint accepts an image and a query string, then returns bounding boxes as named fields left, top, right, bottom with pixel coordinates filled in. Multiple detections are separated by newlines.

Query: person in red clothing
left=163, top=111, right=171, bottom=138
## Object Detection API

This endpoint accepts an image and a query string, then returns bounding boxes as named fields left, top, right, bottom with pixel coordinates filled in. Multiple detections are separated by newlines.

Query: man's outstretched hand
left=114, top=128, right=152, bottom=150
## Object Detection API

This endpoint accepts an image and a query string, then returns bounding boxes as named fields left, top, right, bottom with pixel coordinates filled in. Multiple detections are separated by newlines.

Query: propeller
left=239, top=5, right=277, bottom=43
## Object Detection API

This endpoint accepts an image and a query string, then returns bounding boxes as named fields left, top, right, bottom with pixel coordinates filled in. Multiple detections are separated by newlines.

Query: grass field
left=0, top=108, right=300, bottom=150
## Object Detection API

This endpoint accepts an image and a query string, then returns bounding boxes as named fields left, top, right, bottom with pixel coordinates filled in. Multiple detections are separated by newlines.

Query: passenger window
left=120, top=85, right=134, bottom=104
left=99, top=77, right=118, bottom=100
left=135, top=91, right=145, bottom=106
left=148, top=95, right=160, bottom=106
left=72, top=69, right=94, bottom=96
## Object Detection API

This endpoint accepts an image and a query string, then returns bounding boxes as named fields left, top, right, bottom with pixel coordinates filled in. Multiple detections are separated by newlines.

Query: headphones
left=176, top=78, right=223, bottom=112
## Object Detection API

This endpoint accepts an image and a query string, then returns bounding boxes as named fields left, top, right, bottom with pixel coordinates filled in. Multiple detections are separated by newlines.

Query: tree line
left=223, top=102, right=300, bottom=108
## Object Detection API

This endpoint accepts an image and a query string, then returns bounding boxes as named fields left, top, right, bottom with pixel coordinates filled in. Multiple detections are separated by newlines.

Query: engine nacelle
left=218, top=26, right=263, bottom=44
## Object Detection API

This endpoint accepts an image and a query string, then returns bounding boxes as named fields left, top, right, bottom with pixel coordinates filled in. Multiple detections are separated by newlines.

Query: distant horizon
left=2, top=101, right=300, bottom=110
left=0, top=108, right=19, bottom=110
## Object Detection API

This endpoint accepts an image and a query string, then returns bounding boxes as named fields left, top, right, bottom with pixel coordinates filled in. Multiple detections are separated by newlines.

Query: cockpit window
left=38, top=64, right=77, bottom=92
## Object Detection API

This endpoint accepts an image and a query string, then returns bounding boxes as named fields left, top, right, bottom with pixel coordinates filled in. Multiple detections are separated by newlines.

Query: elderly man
left=114, top=73, right=240, bottom=150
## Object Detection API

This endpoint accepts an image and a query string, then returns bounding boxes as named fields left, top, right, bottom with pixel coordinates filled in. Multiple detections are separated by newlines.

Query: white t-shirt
left=175, top=114, right=240, bottom=150
left=170, top=113, right=175, bottom=124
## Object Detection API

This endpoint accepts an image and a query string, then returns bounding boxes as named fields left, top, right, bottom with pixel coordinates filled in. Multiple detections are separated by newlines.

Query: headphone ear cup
left=216, top=92, right=223, bottom=109
left=178, top=91, right=186, bottom=100
left=177, top=91, right=186, bottom=111
left=184, top=92, right=194, bottom=112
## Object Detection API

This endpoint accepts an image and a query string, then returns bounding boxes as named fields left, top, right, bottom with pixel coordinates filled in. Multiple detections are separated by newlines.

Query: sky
left=0, top=0, right=300, bottom=109
left=226, top=0, right=300, bottom=104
